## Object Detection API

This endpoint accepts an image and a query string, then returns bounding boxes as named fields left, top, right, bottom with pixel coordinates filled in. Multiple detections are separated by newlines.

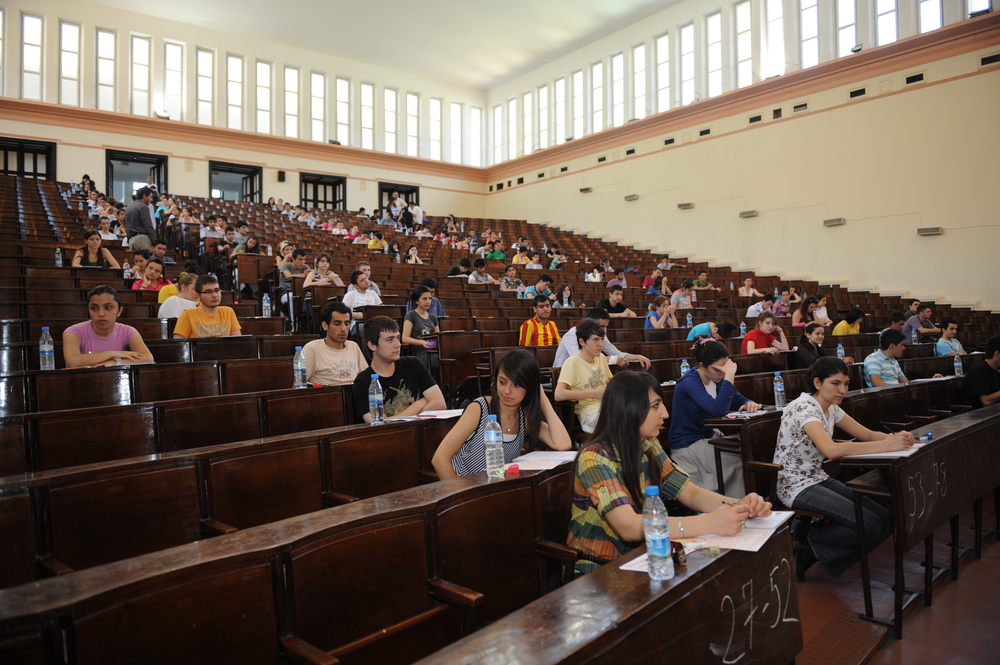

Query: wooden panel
left=0, top=492, right=35, bottom=589
left=0, top=375, right=29, bottom=417
left=263, top=388, right=346, bottom=437
left=0, top=418, right=28, bottom=476
left=221, top=358, right=293, bottom=394
left=144, top=339, right=193, bottom=364
left=208, top=445, right=323, bottom=530
left=157, top=396, right=261, bottom=452
left=73, top=562, right=278, bottom=665
left=134, top=362, right=220, bottom=402
left=327, top=426, right=421, bottom=500
left=35, top=405, right=157, bottom=471
left=34, top=367, right=132, bottom=412
left=290, top=516, right=433, bottom=652
left=193, top=336, right=259, bottom=361
left=0, top=630, right=45, bottom=665
left=48, top=466, right=201, bottom=571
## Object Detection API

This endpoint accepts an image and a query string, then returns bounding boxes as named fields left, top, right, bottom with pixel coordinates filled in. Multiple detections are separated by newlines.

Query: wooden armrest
left=438, top=358, right=456, bottom=366
left=37, top=556, right=73, bottom=577
left=745, top=461, right=781, bottom=473
left=535, top=539, right=579, bottom=564
left=279, top=637, right=338, bottom=665
left=908, top=415, right=936, bottom=423
left=322, top=491, right=360, bottom=506
left=708, top=434, right=741, bottom=453
left=927, top=409, right=951, bottom=417
left=846, top=470, right=891, bottom=498
left=418, top=470, right=440, bottom=484
left=201, top=519, right=238, bottom=536
left=428, top=578, right=484, bottom=608
left=949, top=404, right=973, bottom=412
left=881, top=420, right=914, bottom=432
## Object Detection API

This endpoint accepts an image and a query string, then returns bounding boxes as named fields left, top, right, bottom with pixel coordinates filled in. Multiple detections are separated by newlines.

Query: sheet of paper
left=843, top=441, right=930, bottom=459
left=909, top=376, right=953, bottom=382
left=513, top=451, right=577, bottom=463
left=745, top=510, right=794, bottom=530
left=416, top=409, right=464, bottom=419
left=503, top=460, right=566, bottom=471
left=620, top=554, right=651, bottom=572
left=725, top=409, right=770, bottom=418
left=699, top=528, right=776, bottom=552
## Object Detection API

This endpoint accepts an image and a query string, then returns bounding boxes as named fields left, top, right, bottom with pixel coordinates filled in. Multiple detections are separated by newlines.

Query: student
left=963, top=335, right=1000, bottom=408
left=812, top=294, right=833, bottom=325
left=404, top=277, right=446, bottom=317
left=568, top=370, right=771, bottom=574
left=863, top=329, right=909, bottom=387
left=644, top=295, right=678, bottom=329
left=341, top=269, right=383, bottom=335
left=525, top=253, right=545, bottom=269
left=445, top=257, right=473, bottom=279
left=303, top=253, right=345, bottom=289
left=157, top=272, right=199, bottom=318
left=738, top=277, right=764, bottom=298
left=692, top=270, right=722, bottom=292
left=554, top=309, right=651, bottom=369
left=402, top=286, right=441, bottom=371
left=686, top=321, right=737, bottom=342
left=831, top=307, right=865, bottom=336
left=467, top=258, right=496, bottom=284
left=432, top=349, right=571, bottom=479
left=552, top=283, right=578, bottom=309
left=606, top=270, right=628, bottom=289
left=741, top=311, right=789, bottom=355
left=172, top=274, right=241, bottom=338
left=773, top=357, right=914, bottom=581
left=280, top=249, right=310, bottom=327
left=771, top=289, right=791, bottom=317
left=346, top=261, right=382, bottom=295
left=746, top=293, right=775, bottom=317
left=367, top=231, right=389, bottom=251
left=131, top=258, right=172, bottom=291
left=302, top=301, right=368, bottom=386
left=555, top=318, right=613, bottom=433
left=645, top=275, right=670, bottom=297
left=901, top=304, right=941, bottom=345
left=499, top=265, right=525, bottom=293
left=880, top=312, right=907, bottom=336
left=786, top=287, right=803, bottom=304
left=352, top=317, right=446, bottom=423
left=670, top=279, right=695, bottom=310
left=71, top=230, right=121, bottom=268
left=519, top=296, right=561, bottom=346
left=523, top=274, right=555, bottom=301
left=792, top=297, right=819, bottom=327
left=63, top=285, right=155, bottom=367
left=597, top=284, right=636, bottom=318
left=935, top=318, right=966, bottom=357
left=668, top=338, right=762, bottom=496
left=403, top=245, right=424, bottom=265
left=151, top=239, right=177, bottom=264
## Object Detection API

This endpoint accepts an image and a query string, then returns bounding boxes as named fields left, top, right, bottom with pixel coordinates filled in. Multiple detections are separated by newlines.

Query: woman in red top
left=131, top=258, right=173, bottom=291
left=741, top=311, right=789, bottom=355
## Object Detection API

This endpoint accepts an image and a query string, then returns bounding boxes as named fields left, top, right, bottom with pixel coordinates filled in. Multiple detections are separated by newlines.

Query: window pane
left=98, top=86, right=114, bottom=111
left=199, top=76, right=212, bottom=100
left=98, top=31, right=115, bottom=58
left=62, top=23, right=79, bottom=52
left=23, top=16, right=42, bottom=45
left=802, top=6, right=818, bottom=40
left=198, top=50, right=212, bottom=74
left=24, top=44, right=42, bottom=72
left=877, top=14, right=897, bottom=44
left=838, top=0, right=855, bottom=27
left=61, top=52, right=78, bottom=76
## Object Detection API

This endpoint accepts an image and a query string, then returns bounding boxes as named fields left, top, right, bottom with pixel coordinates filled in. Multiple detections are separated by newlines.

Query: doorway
left=208, top=161, right=262, bottom=203
left=378, top=182, right=419, bottom=213
left=105, top=150, right=168, bottom=202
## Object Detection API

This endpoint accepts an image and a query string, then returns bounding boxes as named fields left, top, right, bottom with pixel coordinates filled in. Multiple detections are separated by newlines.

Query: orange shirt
left=519, top=317, right=561, bottom=346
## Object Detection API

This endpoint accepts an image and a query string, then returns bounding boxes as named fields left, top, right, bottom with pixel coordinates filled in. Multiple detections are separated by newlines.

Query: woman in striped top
left=432, top=349, right=571, bottom=479
left=568, top=371, right=771, bottom=574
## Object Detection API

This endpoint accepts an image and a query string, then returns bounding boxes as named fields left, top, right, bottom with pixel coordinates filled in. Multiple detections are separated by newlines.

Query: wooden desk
left=839, top=404, right=1000, bottom=638
left=417, top=522, right=802, bottom=665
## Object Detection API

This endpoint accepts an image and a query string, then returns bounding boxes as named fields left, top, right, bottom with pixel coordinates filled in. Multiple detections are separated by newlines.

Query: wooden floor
left=797, top=493, right=1000, bottom=665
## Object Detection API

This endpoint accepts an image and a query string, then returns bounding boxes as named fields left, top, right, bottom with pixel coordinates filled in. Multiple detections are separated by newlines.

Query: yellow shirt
left=513, top=254, right=531, bottom=265
left=831, top=320, right=860, bottom=336
left=157, top=284, right=179, bottom=304
left=367, top=239, right=388, bottom=250
left=173, top=306, right=241, bottom=338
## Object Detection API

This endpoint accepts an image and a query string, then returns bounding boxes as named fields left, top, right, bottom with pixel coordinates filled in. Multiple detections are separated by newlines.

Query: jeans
left=791, top=478, right=892, bottom=578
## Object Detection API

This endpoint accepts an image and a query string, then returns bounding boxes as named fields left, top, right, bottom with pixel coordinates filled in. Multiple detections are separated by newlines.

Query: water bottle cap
left=645, top=485, right=660, bottom=496
left=295, top=346, right=302, bottom=351
left=487, top=414, right=497, bottom=421
left=42, top=327, right=49, bottom=331
left=774, top=372, right=781, bottom=377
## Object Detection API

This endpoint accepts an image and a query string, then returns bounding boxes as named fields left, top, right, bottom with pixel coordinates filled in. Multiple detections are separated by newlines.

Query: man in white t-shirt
left=341, top=269, right=383, bottom=334
left=554, top=318, right=613, bottom=433
left=346, top=260, right=382, bottom=296
left=303, top=301, right=369, bottom=385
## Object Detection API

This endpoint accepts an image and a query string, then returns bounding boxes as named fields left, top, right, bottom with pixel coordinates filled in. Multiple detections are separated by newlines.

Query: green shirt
left=485, top=250, right=507, bottom=259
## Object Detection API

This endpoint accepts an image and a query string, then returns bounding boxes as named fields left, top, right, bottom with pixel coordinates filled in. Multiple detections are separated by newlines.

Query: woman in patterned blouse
left=567, top=371, right=771, bottom=574
left=772, top=357, right=914, bottom=581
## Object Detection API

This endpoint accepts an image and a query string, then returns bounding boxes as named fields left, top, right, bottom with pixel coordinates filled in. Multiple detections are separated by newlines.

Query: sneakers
left=793, top=540, right=817, bottom=582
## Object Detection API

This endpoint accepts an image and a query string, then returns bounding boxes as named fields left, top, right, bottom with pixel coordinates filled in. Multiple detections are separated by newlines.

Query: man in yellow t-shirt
left=554, top=318, right=613, bottom=433
left=172, top=274, right=241, bottom=338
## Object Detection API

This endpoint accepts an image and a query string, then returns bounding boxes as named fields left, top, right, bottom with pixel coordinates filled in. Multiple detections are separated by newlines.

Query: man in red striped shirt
left=519, top=296, right=561, bottom=346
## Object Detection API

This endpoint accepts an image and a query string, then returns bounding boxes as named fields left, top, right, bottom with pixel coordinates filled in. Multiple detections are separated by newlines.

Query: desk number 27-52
left=714, top=558, right=799, bottom=664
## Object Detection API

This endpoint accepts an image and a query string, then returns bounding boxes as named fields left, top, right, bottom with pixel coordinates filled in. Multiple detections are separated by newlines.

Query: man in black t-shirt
left=596, top=285, right=636, bottom=318
left=352, top=317, right=446, bottom=423
left=963, top=335, right=1000, bottom=409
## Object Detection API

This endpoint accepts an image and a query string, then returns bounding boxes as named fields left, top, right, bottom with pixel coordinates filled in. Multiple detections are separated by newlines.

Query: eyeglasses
left=199, top=288, right=222, bottom=295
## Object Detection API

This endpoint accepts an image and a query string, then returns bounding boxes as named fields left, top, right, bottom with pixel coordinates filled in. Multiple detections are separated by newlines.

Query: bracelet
left=678, top=517, right=684, bottom=536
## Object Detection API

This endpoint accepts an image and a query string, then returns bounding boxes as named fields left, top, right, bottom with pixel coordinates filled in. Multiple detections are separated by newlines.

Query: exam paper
left=417, top=409, right=464, bottom=419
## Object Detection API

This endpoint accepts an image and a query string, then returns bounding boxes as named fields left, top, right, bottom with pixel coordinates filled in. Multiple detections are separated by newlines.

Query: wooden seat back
left=156, top=394, right=263, bottom=452
left=32, top=404, right=157, bottom=471
left=0, top=492, right=34, bottom=589
left=34, top=366, right=133, bottom=412
left=220, top=358, right=293, bottom=394
left=326, top=423, right=423, bottom=501
left=133, top=361, right=221, bottom=402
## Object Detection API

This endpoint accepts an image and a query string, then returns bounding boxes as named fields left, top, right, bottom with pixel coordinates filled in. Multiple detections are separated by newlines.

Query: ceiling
left=86, top=0, right=681, bottom=90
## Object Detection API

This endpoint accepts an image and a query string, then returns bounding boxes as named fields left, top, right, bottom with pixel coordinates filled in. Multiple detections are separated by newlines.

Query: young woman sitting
left=131, top=258, right=172, bottom=291
left=71, top=230, right=121, bottom=269
left=402, top=286, right=441, bottom=372
left=432, top=349, right=570, bottom=479
left=157, top=272, right=200, bottom=318
left=791, top=297, right=819, bottom=327
left=552, top=283, right=579, bottom=308
left=773, top=357, right=914, bottom=580
left=303, top=253, right=345, bottom=288
left=741, top=311, right=789, bottom=355
left=644, top=295, right=678, bottom=329
left=63, top=285, right=155, bottom=367
left=568, top=370, right=770, bottom=574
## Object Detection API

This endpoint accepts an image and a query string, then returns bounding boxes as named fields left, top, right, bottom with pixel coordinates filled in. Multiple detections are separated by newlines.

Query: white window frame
left=507, top=97, right=517, bottom=158
left=405, top=92, right=419, bottom=157
left=96, top=29, right=116, bottom=112
left=800, top=0, right=820, bottom=68
left=572, top=70, right=584, bottom=139
left=919, top=0, right=943, bottom=33
left=537, top=85, right=549, bottom=149
left=610, top=53, right=624, bottom=127
left=430, top=98, right=442, bottom=160
left=22, top=14, right=44, bottom=102
left=470, top=106, right=483, bottom=167
left=450, top=101, right=463, bottom=163
left=256, top=60, right=272, bottom=134
left=591, top=62, right=604, bottom=132
left=131, top=36, right=151, bottom=117
left=310, top=72, right=325, bottom=141
left=164, top=42, right=183, bottom=121
left=735, top=2, right=753, bottom=88
left=633, top=44, right=647, bottom=120
left=284, top=66, right=299, bottom=138
left=384, top=88, right=397, bottom=153
left=875, top=0, right=898, bottom=46
left=492, top=104, right=502, bottom=163
left=554, top=78, right=566, bottom=144
left=336, top=78, right=350, bottom=146
left=360, top=82, right=374, bottom=149
left=706, top=12, right=722, bottom=97
left=522, top=92, right=532, bottom=156
left=196, top=48, right=214, bottom=126
left=227, top=55, right=243, bottom=131
left=680, top=24, right=695, bottom=106
left=837, top=0, right=857, bottom=58
left=60, top=22, right=81, bottom=106
left=655, top=34, right=670, bottom=113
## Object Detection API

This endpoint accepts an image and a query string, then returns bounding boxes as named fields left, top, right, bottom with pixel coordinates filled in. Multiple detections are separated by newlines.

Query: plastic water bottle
left=643, top=486, right=673, bottom=581
left=774, top=287, right=779, bottom=297
left=954, top=355, right=963, bottom=377
left=773, top=372, right=786, bottom=409
left=293, top=346, right=307, bottom=388
left=542, top=242, right=547, bottom=252
left=837, top=343, right=845, bottom=361
left=686, top=313, right=693, bottom=328
left=39, top=327, right=55, bottom=371
left=395, top=252, right=401, bottom=263
left=55, top=247, right=63, bottom=267
left=585, top=254, right=589, bottom=263
left=740, top=321, right=747, bottom=337
left=368, top=375, right=385, bottom=425
left=911, top=329, right=919, bottom=345
left=460, top=220, right=465, bottom=232
left=680, top=359, right=690, bottom=374
left=484, top=414, right=504, bottom=477
left=261, top=294, right=271, bottom=317
left=730, top=281, right=735, bottom=291
left=122, top=260, right=131, bottom=279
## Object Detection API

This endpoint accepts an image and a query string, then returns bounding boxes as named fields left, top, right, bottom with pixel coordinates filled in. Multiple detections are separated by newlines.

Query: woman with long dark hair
left=402, top=286, right=441, bottom=372
left=568, top=371, right=770, bottom=573
left=432, top=349, right=570, bottom=479
left=63, top=285, right=155, bottom=367
left=71, top=229, right=121, bottom=268
left=792, top=296, right=819, bottom=327
left=774, top=357, right=913, bottom=580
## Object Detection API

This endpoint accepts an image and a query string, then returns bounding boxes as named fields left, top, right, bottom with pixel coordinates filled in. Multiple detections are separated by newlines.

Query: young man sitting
left=525, top=253, right=545, bottom=269
left=596, top=284, right=636, bottom=318
left=746, top=293, right=775, bottom=317
left=303, top=301, right=369, bottom=386
left=172, top=274, right=241, bottom=338
left=963, top=335, right=1000, bottom=408
left=523, top=274, right=555, bottom=301
left=670, top=279, right=695, bottom=310
left=352, top=317, right=446, bottom=423
left=346, top=261, right=382, bottom=295
left=554, top=308, right=651, bottom=369
left=467, top=258, right=496, bottom=284
left=445, top=257, right=473, bottom=279
left=554, top=318, right=613, bottom=433
left=341, top=269, right=383, bottom=336
left=864, top=329, right=909, bottom=387
left=935, top=318, right=966, bottom=357
left=519, top=296, right=561, bottom=346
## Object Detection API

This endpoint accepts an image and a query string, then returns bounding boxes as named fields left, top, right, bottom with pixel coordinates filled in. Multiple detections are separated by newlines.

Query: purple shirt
left=64, top=321, right=138, bottom=353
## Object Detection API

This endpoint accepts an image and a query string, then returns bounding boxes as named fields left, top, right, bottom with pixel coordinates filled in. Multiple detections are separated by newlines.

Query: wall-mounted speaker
left=277, top=171, right=286, bottom=182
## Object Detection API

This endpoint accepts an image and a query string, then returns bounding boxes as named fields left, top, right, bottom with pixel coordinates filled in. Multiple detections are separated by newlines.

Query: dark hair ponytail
left=691, top=337, right=730, bottom=366
left=807, top=357, right=849, bottom=393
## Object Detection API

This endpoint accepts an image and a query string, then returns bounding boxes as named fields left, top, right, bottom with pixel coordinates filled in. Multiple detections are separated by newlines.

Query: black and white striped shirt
left=451, top=397, right=525, bottom=477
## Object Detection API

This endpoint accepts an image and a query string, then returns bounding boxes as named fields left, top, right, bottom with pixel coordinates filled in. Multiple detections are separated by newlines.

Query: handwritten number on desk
left=907, top=463, right=947, bottom=520
left=933, top=462, right=947, bottom=498
left=718, top=557, right=798, bottom=664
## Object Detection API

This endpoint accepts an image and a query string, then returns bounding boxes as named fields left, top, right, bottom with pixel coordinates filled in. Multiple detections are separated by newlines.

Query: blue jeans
left=791, top=478, right=892, bottom=578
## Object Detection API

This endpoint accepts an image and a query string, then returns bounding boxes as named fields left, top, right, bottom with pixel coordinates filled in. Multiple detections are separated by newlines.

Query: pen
left=721, top=500, right=736, bottom=506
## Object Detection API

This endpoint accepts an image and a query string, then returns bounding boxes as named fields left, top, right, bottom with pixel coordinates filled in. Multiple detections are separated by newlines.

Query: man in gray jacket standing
left=125, top=186, right=155, bottom=251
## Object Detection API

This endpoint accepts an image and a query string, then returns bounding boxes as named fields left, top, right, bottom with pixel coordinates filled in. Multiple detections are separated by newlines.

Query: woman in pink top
left=63, top=286, right=155, bottom=367
left=131, top=258, right=173, bottom=291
